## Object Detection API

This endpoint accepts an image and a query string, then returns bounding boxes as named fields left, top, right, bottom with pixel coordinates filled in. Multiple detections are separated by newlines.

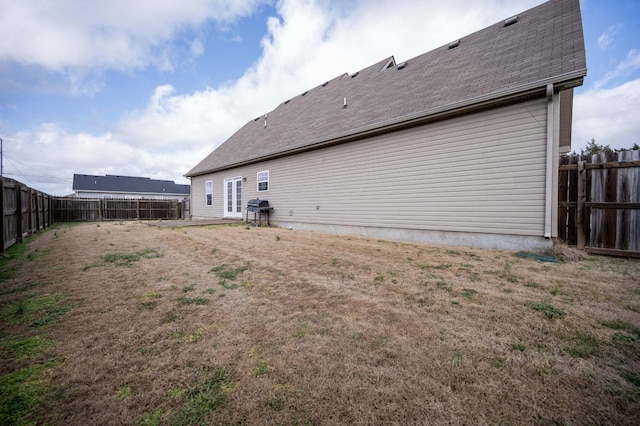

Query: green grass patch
left=511, top=342, right=527, bottom=352
left=103, top=249, right=163, bottom=266
left=182, top=284, right=195, bottom=293
left=1, top=294, right=75, bottom=327
left=209, top=262, right=250, bottom=280
left=292, top=323, right=309, bottom=339
left=601, top=319, right=640, bottom=345
left=498, top=261, right=518, bottom=283
left=140, top=408, right=164, bottom=426
left=252, top=360, right=269, bottom=377
left=601, top=319, right=640, bottom=335
left=141, top=301, right=159, bottom=310
left=116, top=384, right=132, bottom=398
left=460, top=288, right=477, bottom=301
left=564, top=331, right=598, bottom=358
left=527, top=301, right=565, bottom=319
left=611, top=332, right=639, bottom=345
left=172, top=366, right=236, bottom=426
left=218, top=279, right=238, bottom=290
left=524, top=281, right=542, bottom=289
left=0, top=335, right=54, bottom=359
left=0, top=362, right=52, bottom=425
left=177, top=296, right=209, bottom=306
left=0, top=241, right=29, bottom=282
left=0, top=280, right=49, bottom=296
left=419, top=263, right=452, bottom=270
left=161, top=310, right=182, bottom=324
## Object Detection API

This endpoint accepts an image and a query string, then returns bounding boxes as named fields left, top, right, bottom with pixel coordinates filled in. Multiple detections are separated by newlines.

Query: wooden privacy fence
left=1, top=177, right=54, bottom=254
left=54, top=197, right=184, bottom=222
left=558, top=150, right=640, bottom=258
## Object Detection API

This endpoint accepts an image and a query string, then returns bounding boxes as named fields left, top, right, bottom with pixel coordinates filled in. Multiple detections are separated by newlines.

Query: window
left=205, top=180, right=213, bottom=206
left=257, top=171, right=269, bottom=192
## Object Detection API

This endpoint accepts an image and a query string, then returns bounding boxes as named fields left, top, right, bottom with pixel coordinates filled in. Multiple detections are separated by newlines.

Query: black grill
left=245, top=199, right=273, bottom=226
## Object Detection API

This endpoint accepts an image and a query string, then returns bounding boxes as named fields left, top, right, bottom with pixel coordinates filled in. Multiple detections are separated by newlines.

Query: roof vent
left=379, top=57, right=396, bottom=71
left=284, top=99, right=290, bottom=104
left=254, top=117, right=260, bottom=121
left=448, top=39, right=460, bottom=49
left=264, top=114, right=267, bottom=128
left=301, top=91, right=308, bottom=96
left=351, top=72, right=359, bottom=78
left=504, top=15, right=518, bottom=27
left=396, top=61, right=408, bottom=70
left=322, top=81, right=329, bottom=87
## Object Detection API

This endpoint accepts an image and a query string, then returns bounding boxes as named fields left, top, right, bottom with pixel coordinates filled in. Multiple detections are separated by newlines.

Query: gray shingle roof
left=187, top=0, right=586, bottom=177
left=73, top=174, right=190, bottom=196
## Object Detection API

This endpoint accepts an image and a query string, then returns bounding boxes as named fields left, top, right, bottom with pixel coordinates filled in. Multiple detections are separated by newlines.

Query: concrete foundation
left=276, top=221, right=552, bottom=251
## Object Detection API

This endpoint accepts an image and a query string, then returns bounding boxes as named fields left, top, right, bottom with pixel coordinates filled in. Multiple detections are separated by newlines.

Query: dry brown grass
left=1, top=221, right=639, bottom=425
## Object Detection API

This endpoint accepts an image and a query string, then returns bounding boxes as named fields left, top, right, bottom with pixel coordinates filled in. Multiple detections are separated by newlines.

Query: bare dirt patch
left=1, top=221, right=639, bottom=425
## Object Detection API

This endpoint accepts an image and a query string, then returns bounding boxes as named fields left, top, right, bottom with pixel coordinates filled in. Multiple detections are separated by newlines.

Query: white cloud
left=597, top=24, right=623, bottom=50
left=594, top=49, right=640, bottom=89
left=573, top=78, right=640, bottom=151
left=0, top=0, right=267, bottom=91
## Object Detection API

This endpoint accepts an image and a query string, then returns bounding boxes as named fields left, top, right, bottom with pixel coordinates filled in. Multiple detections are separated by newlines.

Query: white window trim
left=205, top=180, right=213, bottom=206
left=257, top=170, right=269, bottom=192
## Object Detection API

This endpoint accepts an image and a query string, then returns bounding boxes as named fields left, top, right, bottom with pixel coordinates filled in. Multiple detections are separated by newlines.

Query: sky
left=0, top=0, right=639, bottom=196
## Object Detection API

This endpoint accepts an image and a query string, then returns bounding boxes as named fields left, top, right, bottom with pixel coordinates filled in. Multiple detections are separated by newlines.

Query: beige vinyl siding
left=191, top=98, right=548, bottom=236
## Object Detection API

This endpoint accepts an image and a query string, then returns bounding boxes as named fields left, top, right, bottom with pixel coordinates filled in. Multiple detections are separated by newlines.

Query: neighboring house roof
left=186, top=0, right=586, bottom=177
left=73, top=174, right=190, bottom=196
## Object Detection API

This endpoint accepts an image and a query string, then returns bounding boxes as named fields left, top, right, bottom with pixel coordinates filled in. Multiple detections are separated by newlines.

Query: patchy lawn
left=1, top=221, right=639, bottom=425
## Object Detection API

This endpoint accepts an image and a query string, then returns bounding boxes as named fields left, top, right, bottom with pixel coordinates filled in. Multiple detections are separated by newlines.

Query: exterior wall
left=191, top=98, right=549, bottom=248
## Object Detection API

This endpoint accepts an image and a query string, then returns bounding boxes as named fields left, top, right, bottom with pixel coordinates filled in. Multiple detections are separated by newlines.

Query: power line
left=3, top=153, right=72, bottom=182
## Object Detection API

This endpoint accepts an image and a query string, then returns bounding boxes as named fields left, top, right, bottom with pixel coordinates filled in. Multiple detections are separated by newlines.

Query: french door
left=223, top=177, right=243, bottom=218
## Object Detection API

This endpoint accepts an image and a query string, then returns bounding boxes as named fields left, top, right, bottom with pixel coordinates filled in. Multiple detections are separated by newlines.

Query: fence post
left=26, top=187, right=32, bottom=237
left=577, top=160, right=586, bottom=249
left=0, top=178, right=5, bottom=254
left=15, top=183, right=22, bottom=244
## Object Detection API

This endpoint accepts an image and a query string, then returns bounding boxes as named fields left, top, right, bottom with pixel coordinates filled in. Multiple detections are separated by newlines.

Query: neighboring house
left=73, top=174, right=190, bottom=200
left=186, top=0, right=586, bottom=250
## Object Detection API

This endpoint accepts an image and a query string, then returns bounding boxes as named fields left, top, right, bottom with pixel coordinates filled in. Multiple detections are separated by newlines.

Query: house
left=72, top=174, right=190, bottom=200
left=186, top=0, right=586, bottom=250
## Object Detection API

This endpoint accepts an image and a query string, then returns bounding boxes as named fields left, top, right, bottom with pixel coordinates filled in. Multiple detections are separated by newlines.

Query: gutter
left=187, top=68, right=587, bottom=177
left=544, top=84, right=555, bottom=239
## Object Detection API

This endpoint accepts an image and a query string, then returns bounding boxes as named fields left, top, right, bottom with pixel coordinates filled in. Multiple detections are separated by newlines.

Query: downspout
left=544, top=84, right=554, bottom=238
